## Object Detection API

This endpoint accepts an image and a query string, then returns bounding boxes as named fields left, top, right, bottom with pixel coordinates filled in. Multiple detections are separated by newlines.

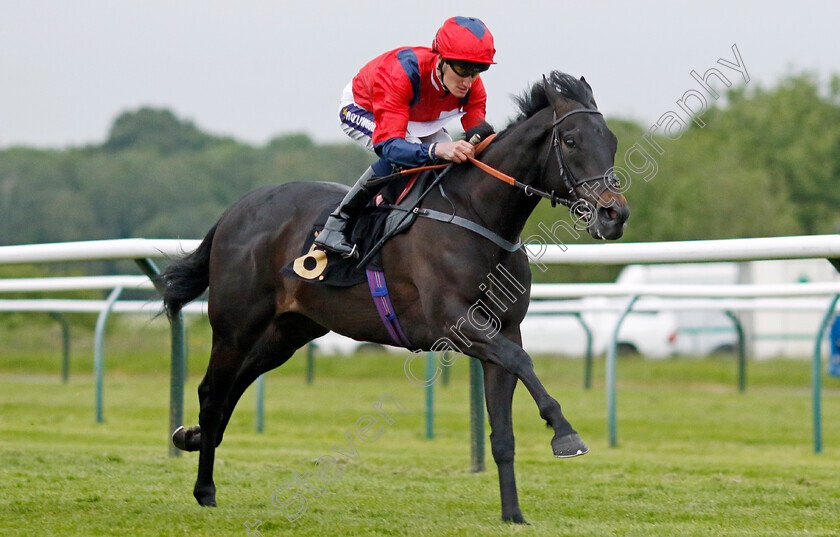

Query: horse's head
left=520, top=72, right=630, bottom=240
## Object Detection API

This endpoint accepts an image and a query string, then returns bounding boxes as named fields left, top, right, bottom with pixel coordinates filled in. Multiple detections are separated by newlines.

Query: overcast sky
left=2, top=0, right=838, bottom=149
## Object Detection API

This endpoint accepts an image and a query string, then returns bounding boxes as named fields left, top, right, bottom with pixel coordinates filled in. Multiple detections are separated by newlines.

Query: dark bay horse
left=161, top=71, right=629, bottom=523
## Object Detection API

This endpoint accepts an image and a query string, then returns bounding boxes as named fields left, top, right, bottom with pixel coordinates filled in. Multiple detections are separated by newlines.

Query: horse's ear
left=579, top=76, right=592, bottom=91
left=579, top=76, right=599, bottom=109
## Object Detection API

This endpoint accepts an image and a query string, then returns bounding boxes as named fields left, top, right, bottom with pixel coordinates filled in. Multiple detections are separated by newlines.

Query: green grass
left=1, top=320, right=840, bottom=536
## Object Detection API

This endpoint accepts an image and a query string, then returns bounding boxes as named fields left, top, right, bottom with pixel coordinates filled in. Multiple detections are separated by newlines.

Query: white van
left=748, top=258, right=840, bottom=358
left=520, top=297, right=679, bottom=359
left=611, top=260, right=840, bottom=358
left=615, top=263, right=741, bottom=356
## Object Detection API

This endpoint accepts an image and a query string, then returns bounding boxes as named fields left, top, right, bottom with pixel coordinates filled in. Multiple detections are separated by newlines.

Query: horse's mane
left=501, top=71, right=597, bottom=134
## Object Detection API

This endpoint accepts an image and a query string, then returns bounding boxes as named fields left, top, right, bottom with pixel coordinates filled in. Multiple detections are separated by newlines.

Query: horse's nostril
left=598, top=204, right=629, bottom=225
left=599, top=207, right=618, bottom=221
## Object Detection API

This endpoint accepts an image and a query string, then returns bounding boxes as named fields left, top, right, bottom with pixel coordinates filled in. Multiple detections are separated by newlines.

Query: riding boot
left=314, top=166, right=380, bottom=258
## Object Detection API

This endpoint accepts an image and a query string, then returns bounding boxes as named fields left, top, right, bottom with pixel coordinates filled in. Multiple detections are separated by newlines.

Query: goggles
left=446, top=59, right=490, bottom=78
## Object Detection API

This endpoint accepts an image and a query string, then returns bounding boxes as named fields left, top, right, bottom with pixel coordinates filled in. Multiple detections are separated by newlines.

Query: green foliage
left=1, top=73, right=838, bottom=279
left=0, top=113, right=373, bottom=248
left=622, top=124, right=801, bottom=243
left=104, top=107, right=222, bottom=154
left=622, top=73, right=840, bottom=239
left=714, top=73, right=840, bottom=233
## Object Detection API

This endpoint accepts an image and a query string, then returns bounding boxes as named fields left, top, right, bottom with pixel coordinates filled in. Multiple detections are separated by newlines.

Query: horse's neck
left=441, top=123, right=546, bottom=243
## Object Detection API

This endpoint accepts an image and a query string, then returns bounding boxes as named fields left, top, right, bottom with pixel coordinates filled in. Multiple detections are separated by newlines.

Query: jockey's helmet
left=432, top=17, right=496, bottom=65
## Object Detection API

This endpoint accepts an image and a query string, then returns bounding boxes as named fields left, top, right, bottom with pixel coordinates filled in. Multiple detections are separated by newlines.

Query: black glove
left=463, top=122, right=495, bottom=144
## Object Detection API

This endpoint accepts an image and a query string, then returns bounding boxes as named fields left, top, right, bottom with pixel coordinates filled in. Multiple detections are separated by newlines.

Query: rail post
left=425, top=352, right=435, bottom=439
left=94, top=286, right=123, bottom=423
left=134, top=258, right=186, bottom=457
left=606, top=295, right=639, bottom=448
left=724, top=310, right=747, bottom=392
left=48, top=312, right=71, bottom=383
left=469, top=357, right=485, bottom=472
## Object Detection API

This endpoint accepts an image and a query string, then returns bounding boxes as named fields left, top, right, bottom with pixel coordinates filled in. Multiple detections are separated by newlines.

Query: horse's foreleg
left=469, top=330, right=588, bottom=458
left=482, top=361, right=525, bottom=524
left=503, top=344, right=588, bottom=457
left=514, top=360, right=588, bottom=458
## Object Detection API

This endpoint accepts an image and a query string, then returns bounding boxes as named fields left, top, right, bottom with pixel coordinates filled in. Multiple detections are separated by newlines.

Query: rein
left=354, top=106, right=612, bottom=264
left=467, top=107, right=611, bottom=210
left=366, top=136, right=568, bottom=206
left=371, top=107, right=609, bottom=211
left=464, top=135, right=571, bottom=209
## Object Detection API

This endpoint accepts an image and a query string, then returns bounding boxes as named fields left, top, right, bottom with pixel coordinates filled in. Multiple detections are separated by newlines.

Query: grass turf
left=1, top=320, right=840, bottom=536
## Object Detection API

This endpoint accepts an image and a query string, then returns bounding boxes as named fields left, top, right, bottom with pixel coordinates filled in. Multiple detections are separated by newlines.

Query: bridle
left=469, top=106, right=617, bottom=210
left=356, top=96, right=623, bottom=265
left=541, top=107, right=616, bottom=209
left=368, top=105, right=618, bottom=211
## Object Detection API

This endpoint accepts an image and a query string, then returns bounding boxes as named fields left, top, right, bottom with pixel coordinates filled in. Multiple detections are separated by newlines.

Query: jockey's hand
left=464, top=122, right=495, bottom=144
left=433, top=140, right=475, bottom=163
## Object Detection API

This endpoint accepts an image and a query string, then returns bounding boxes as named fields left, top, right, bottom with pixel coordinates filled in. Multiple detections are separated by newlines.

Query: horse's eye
left=564, top=138, right=576, bottom=148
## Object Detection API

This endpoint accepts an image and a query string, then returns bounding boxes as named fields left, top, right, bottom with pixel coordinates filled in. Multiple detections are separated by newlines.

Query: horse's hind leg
left=174, top=314, right=328, bottom=453
left=482, top=361, right=526, bottom=524
left=191, top=335, right=248, bottom=506
left=211, top=314, right=327, bottom=448
left=172, top=350, right=269, bottom=453
left=189, top=313, right=327, bottom=507
left=190, top=297, right=275, bottom=507
left=172, top=373, right=216, bottom=452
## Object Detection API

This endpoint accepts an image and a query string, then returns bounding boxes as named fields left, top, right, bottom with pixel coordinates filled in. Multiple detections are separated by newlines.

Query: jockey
left=314, top=16, right=497, bottom=259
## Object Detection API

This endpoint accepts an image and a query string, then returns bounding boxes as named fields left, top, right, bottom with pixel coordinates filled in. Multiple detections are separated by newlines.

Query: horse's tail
left=160, top=223, right=217, bottom=321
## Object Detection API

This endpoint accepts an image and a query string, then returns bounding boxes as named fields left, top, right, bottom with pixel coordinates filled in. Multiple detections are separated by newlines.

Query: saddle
left=281, top=135, right=521, bottom=287
left=280, top=170, right=438, bottom=287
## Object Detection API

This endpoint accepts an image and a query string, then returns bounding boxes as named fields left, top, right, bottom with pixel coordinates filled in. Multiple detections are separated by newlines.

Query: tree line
left=0, top=109, right=374, bottom=245
left=1, top=73, right=838, bottom=282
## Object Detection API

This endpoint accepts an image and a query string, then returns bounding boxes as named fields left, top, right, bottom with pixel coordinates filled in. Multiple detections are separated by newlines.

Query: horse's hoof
left=172, top=425, right=201, bottom=452
left=502, top=513, right=529, bottom=525
left=194, top=485, right=217, bottom=507
left=196, top=495, right=217, bottom=508
left=172, top=426, right=187, bottom=450
left=552, top=432, right=589, bottom=458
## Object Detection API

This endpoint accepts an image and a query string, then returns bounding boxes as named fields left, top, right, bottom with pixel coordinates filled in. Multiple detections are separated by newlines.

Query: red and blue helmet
left=432, top=17, right=496, bottom=65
